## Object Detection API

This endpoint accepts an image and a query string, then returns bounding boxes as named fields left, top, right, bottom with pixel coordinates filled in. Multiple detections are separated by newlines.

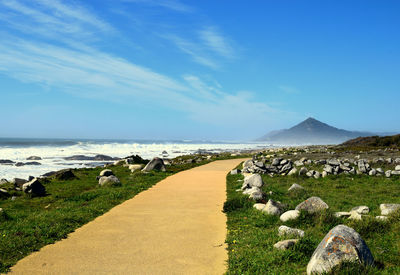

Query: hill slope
left=258, top=117, right=372, bottom=145
left=341, top=134, right=400, bottom=147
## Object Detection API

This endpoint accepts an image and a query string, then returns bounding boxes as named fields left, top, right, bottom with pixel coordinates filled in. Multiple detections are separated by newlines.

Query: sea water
left=0, top=138, right=271, bottom=180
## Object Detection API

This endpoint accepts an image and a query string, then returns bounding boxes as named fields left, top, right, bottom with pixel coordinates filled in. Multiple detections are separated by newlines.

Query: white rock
left=376, top=216, right=388, bottom=221
left=380, top=203, right=400, bottom=216
left=280, top=210, right=300, bottom=222
left=262, top=199, right=284, bottom=216
left=288, top=183, right=304, bottom=192
left=351, top=206, right=369, bottom=214
left=253, top=203, right=266, bottom=211
left=273, top=239, right=299, bottom=250
left=278, top=225, right=304, bottom=238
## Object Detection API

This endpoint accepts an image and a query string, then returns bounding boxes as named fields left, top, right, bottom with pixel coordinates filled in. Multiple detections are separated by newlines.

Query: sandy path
left=10, top=158, right=246, bottom=275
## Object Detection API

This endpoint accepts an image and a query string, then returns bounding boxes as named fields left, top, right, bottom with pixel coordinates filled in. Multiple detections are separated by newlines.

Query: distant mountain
left=257, top=117, right=374, bottom=145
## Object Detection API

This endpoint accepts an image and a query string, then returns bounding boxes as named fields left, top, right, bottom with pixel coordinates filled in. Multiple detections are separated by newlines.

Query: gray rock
left=334, top=212, right=351, bottom=218
left=358, top=159, right=368, bottom=173
left=380, top=203, right=400, bottom=216
left=253, top=203, right=266, bottom=211
left=369, top=169, right=376, bottom=176
left=306, top=225, right=374, bottom=275
left=395, top=158, right=400, bottom=164
left=243, top=160, right=253, bottom=168
left=54, top=169, right=76, bottom=181
left=278, top=225, right=304, bottom=238
left=327, top=159, right=340, bottom=166
left=249, top=189, right=265, bottom=202
left=395, top=165, right=400, bottom=171
left=129, top=164, right=143, bottom=172
left=0, top=159, right=15, bottom=164
left=287, top=167, right=298, bottom=176
left=314, top=171, right=321, bottom=179
left=100, top=169, right=114, bottom=177
left=142, top=157, right=166, bottom=172
left=351, top=206, right=369, bottom=214
left=244, top=174, right=264, bottom=188
left=322, top=171, right=328, bottom=178
left=230, top=169, right=241, bottom=175
left=295, top=197, right=329, bottom=213
left=280, top=210, right=300, bottom=222
left=98, top=175, right=121, bottom=187
left=274, top=239, right=299, bottom=250
left=26, top=156, right=42, bottom=160
left=376, top=168, right=384, bottom=174
left=324, top=165, right=333, bottom=174
left=22, top=178, right=46, bottom=196
left=294, top=160, right=304, bottom=167
left=385, top=170, right=392, bottom=178
left=262, top=199, right=284, bottom=216
left=0, top=179, right=8, bottom=185
left=391, top=170, right=400, bottom=175
left=299, top=167, right=308, bottom=176
left=288, top=183, right=304, bottom=192
left=15, top=162, right=25, bottom=167
left=348, top=211, right=363, bottom=220
left=376, top=216, right=388, bottom=221
left=280, top=159, right=288, bottom=165
left=272, top=158, right=282, bottom=166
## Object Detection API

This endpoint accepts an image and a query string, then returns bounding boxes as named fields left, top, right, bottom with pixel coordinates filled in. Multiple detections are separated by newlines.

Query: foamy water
left=0, top=139, right=270, bottom=180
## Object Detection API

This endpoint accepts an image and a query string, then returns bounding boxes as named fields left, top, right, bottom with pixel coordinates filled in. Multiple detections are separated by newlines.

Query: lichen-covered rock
left=307, top=225, right=374, bottom=274
left=295, top=197, right=329, bottom=213
left=278, top=225, right=304, bottom=238
left=142, top=157, right=166, bottom=172
left=244, top=174, right=264, bottom=188
left=288, top=183, right=304, bottom=192
left=22, top=178, right=46, bottom=196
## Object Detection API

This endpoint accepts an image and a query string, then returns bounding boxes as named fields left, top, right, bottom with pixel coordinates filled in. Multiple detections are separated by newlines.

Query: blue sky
left=0, top=0, right=399, bottom=140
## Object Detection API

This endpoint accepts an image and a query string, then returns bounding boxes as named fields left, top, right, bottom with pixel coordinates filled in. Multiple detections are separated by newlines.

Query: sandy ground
left=10, top=158, right=246, bottom=275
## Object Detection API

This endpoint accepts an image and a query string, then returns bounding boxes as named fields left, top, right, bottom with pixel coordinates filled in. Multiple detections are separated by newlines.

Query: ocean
left=0, top=138, right=271, bottom=181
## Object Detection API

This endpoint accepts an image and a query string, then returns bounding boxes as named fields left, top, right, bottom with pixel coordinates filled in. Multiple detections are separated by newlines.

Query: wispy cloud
left=120, top=0, right=193, bottom=13
left=199, top=27, right=234, bottom=59
left=278, top=85, right=300, bottom=94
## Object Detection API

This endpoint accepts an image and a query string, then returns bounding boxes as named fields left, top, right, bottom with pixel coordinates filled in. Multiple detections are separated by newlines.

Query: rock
left=230, top=169, right=241, bottom=175
left=253, top=203, right=266, bottom=211
left=12, top=178, right=28, bottom=188
left=369, top=169, right=376, bottom=176
left=395, top=158, right=400, bottom=164
left=334, top=212, right=351, bottom=218
left=358, top=159, right=368, bottom=173
left=272, top=158, right=282, bottom=166
left=294, top=160, right=304, bottom=167
left=100, top=169, right=114, bottom=177
left=22, top=178, right=46, bottom=196
left=327, top=159, right=340, bottom=166
left=0, top=159, right=15, bottom=164
left=299, top=167, right=308, bottom=176
left=376, top=216, right=388, bottom=221
left=262, top=199, right=284, bottom=216
left=288, top=183, right=304, bottom=192
left=15, top=162, right=25, bottom=167
left=249, top=189, right=265, bottom=202
left=0, top=179, right=8, bottom=185
left=351, top=206, right=369, bottom=214
left=278, top=225, right=304, bottom=238
left=243, top=160, right=253, bottom=168
left=98, top=175, right=121, bottom=187
left=0, top=188, right=10, bottom=198
left=26, top=156, right=42, bottom=160
left=244, top=174, right=264, bottom=188
left=385, top=170, right=392, bottom=178
left=142, top=157, right=166, bottom=172
left=280, top=210, right=300, bottom=222
left=129, top=164, right=143, bottom=172
left=380, top=203, right=400, bottom=215
left=306, top=171, right=314, bottom=177
left=322, top=171, right=328, bottom=178
left=306, top=225, right=374, bottom=275
left=314, top=171, right=321, bottom=179
left=55, top=169, right=76, bottom=180
left=287, top=167, right=298, bottom=176
left=376, top=168, right=384, bottom=174
left=274, top=239, right=299, bottom=250
left=25, top=161, right=41, bottom=166
left=295, top=197, right=329, bottom=213
left=242, top=186, right=260, bottom=195
left=348, top=211, right=363, bottom=220
left=254, top=161, right=265, bottom=168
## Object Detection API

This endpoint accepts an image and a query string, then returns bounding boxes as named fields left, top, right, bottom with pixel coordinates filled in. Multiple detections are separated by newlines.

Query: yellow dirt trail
left=10, top=158, right=247, bottom=275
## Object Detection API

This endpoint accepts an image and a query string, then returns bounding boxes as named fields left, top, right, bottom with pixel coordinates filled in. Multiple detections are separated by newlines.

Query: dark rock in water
left=93, top=154, right=117, bottom=161
left=64, top=155, right=92, bottom=161
left=307, top=225, right=374, bottom=274
left=22, top=178, right=46, bottom=196
left=25, top=162, right=41, bottom=166
left=15, top=162, right=25, bottom=167
left=12, top=178, right=28, bottom=188
left=55, top=169, right=77, bottom=181
left=142, top=157, right=166, bottom=172
left=162, top=150, right=168, bottom=155
left=26, top=156, right=42, bottom=160
left=28, top=176, right=35, bottom=181
left=0, top=159, right=15, bottom=164
left=64, top=154, right=119, bottom=161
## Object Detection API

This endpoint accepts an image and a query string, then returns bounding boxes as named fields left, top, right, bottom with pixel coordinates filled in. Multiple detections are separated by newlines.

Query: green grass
left=225, top=169, right=400, bottom=274
left=0, top=159, right=213, bottom=273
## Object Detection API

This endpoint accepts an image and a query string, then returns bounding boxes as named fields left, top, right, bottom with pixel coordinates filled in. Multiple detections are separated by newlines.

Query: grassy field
left=0, top=158, right=215, bottom=273
left=224, top=167, right=400, bottom=274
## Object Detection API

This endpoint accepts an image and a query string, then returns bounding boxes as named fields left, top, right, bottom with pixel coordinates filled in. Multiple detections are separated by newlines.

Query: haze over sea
left=0, top=138, right=268, bottom=180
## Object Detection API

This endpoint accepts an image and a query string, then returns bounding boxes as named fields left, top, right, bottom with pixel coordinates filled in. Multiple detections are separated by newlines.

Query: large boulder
left=307, top=225, right=374, bottom=274
left=242, top=160, right=253, bottom=168
left=295, top=197, right=329, bottom=213
left=142, top=157, right=166, bottom=172
left=22, top=178, right=46, bottom=196
left=98, top=175, right=121, bottom=187
left=244, top=174, right=264, bottom=188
